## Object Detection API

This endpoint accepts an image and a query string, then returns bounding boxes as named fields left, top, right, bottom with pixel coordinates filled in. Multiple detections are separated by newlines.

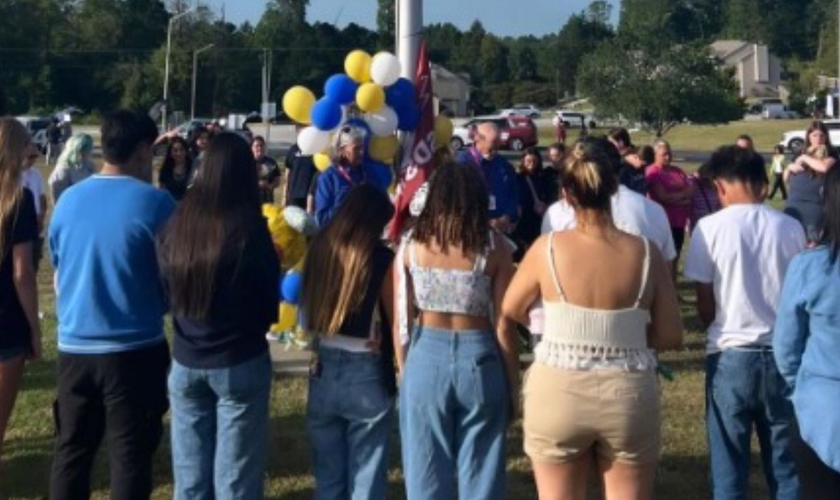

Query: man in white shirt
left=685, top=146, right=804, bottom=500
left=21, top=151, right=47, bottom=270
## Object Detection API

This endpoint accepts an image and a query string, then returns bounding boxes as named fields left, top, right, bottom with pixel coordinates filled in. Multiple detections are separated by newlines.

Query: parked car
left=555, top=110, right=597, bottom=129
left=778, top=119, right=840, bottom=152
left=175, top=118, right=214, bottom=139
left=763, top=103, right=799, bottom=119
left=500, top=104, right=541, bottom=118
left=451, top=115, right=538, bottom=151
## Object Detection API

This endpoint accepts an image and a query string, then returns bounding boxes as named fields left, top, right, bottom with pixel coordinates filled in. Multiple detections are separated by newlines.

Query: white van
left=763, top=103, right=797, bottom=119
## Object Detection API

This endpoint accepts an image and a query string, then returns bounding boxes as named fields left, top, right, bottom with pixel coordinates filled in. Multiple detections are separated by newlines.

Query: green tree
left=478, top=36, right=510, bottom=85
left=510, top=45, right=538, bottom=81
left=577, top=40, right=744, bottom=136
left=555, top=14, right=613, bottom=95
left=376, top=0, right=395, bottom=49
left=585, top=0, right=613, bottom=26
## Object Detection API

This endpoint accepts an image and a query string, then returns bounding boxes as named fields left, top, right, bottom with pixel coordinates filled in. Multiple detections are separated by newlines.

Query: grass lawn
left=3, top=164, right=781, bottom=499
left=538, top=119, right=813, bottom=154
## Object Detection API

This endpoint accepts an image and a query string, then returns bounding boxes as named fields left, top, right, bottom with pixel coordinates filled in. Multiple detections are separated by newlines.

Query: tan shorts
left=523, top=363, right=660, bottom=465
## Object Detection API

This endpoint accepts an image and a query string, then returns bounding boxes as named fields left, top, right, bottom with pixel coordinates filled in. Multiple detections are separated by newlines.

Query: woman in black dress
left=158, top=137, right=193, bottom=201
left=513, top=147, right=555, bottom=260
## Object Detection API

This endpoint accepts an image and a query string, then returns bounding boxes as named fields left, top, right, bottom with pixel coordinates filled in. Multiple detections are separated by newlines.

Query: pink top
left=646, top=164, right=691, bottom=228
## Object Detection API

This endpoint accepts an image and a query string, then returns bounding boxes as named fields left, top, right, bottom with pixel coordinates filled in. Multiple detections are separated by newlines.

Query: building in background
left=431, top=63, right=470, bottom=117
left=711, top=40, right=782, bottom=99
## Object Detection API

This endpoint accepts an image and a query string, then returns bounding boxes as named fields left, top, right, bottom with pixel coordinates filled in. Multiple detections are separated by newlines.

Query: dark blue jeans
left=705, top=349, right=799, bottom=500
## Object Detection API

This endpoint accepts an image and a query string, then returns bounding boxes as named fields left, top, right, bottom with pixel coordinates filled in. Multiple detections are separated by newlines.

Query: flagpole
left=397, top=0, right=422, bottom=84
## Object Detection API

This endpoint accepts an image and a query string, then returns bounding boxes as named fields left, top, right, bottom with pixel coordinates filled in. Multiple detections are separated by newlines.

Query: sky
left=202, top=0, right=620, bottom=38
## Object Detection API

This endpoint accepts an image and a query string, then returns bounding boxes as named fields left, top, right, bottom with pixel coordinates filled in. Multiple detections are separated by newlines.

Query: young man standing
left=252, top=135, right=281, bottom=204
left=49, top=110, right=177, bottom=500
left=685, top=146, right=805, bottom=500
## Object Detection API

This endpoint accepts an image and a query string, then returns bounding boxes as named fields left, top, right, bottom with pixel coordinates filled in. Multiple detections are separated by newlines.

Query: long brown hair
left=157, top=133, right=261, bottom=320
left=0, top=117, right=29, bottom=263
left=413, top=162, right=489, bottom=255
left=301, top=184, right=394, bottom=336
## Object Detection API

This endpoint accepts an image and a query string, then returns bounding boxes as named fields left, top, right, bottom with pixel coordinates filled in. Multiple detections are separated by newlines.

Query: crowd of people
left=0, top=110, right=838, bottom=500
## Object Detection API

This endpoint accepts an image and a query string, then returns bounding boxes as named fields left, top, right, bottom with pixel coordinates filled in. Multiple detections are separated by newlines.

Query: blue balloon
left=396, top=103, right=420, bottom=131
left=277, top=271, right=286, bottom=301
left=385, top=78, right=415, bottom=109
left=324, top=74, right=358, bottom=105
left=311, top=97, right=343, bottom=131
left=281, top=271, right=304, bottom=306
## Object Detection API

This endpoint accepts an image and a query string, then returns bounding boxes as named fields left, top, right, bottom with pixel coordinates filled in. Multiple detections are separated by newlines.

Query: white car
left=778, top=120, right=840, bottom=152
left=555, top=110, right=597, bottom=129
left=500, top=104, right=541, bottom=118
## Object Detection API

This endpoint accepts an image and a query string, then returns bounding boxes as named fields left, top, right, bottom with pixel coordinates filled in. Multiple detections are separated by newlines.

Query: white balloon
left=370, top=52, right=402, bottom=87
left=365, top=106, right=399, bottom=137
left=297, top=126, right=331, bottom=156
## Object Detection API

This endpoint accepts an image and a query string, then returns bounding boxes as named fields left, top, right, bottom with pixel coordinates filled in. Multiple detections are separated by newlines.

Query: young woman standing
left=158, top=137, right=193, bottom=201
left=503, top=140, right=683, bottom=500
left=0, top=117, right=41, bottom=484
left=157, top=133, right=279, bottom=499
left=395, top=162, right=518, bottom=500
left=301, top=184, right=397, bottom=499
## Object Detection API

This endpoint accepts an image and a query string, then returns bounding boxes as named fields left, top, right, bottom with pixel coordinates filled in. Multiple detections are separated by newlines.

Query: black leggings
left=671, top=227, right=685, bottom=261
left=769, top=173, right=787, bottom=200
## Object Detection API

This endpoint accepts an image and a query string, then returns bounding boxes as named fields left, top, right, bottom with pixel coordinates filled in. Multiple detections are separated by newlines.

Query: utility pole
left=191, top=43, right=214, bottom=121
left=163, top=7, right=196, bottom=131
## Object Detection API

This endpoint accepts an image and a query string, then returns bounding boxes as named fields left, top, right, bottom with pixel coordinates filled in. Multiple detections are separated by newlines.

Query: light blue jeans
left=306, top=346, right=395, bottom=500
left=400, top=327, right=509, bottom=500
left=168, top=352, right=272, bottom=500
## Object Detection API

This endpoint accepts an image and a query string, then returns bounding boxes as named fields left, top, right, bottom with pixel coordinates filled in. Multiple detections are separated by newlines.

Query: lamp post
left=162, top=7, right=196, bottom=131
left=191, top=43, right=215, bottom=121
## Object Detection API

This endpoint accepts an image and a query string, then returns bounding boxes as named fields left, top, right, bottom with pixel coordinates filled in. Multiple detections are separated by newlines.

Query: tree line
left=0, top=0, right=834, bottom=123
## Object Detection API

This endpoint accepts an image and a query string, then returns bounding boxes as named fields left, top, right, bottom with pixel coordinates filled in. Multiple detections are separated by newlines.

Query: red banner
left=388, top=40, right=435, bottom=242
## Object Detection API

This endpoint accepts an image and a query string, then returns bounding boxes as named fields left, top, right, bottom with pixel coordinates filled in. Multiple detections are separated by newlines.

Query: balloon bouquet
left=269, top=49, right=455, bottom=348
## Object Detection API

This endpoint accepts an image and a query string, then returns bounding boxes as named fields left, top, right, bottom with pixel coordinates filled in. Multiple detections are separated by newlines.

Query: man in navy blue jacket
left=456, top=122, right=519, bottom=233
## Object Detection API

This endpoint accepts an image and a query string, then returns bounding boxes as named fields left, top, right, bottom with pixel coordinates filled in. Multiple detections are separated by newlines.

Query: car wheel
left=510, top=138, right=524, bottom=151
left=788, top=138, right=805, bottom=152
left=563, top=121, right=571, bottom=128
left=589, top=120, right=597, bottom=129
left=450, top=137, right=464, bottom=150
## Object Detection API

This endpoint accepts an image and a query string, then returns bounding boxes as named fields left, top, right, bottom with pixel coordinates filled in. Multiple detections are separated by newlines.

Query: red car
left=452, top=115, right=539, bottom=151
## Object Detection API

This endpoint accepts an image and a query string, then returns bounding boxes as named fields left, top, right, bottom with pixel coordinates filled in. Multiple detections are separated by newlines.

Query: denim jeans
left=705, top=349, right=799, bottom=500
left=168, top=352, right=272, bottom=500
left=400, top=327, right=509, bottom=500
left=307, top=346, right=395, bottom=500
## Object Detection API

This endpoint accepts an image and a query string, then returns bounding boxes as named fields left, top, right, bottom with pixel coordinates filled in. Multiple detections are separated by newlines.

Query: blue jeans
left=400, top=327, right=509, bottom=500
left=705, top=349, right=799, bottom=500
left=168, top=352, right=272, bottom=500
left=306, top=346, right=395, bottom=500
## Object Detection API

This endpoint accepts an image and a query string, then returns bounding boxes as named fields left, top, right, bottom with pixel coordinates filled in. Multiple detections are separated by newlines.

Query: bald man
left=456, top=122, right=520, bottom=233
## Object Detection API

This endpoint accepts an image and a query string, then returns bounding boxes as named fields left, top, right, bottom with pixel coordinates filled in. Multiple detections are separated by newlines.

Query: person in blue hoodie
left=456, top=121, right=520, bottom=234
left=314, top=125, right=391, bottom=227
left=774, top=164, right=840, bottom=499
left=49, top=111, right=176, bottom=500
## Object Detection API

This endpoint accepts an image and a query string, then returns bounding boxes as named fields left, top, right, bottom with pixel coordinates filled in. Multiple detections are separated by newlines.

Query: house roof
left=710, top=40, right=751, bottom=60
left=431, top=63, right=470, bottom=84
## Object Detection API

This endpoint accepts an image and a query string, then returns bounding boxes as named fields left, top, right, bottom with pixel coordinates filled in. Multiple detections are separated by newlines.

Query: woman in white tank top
left=502, top=138, right=683, bottom=500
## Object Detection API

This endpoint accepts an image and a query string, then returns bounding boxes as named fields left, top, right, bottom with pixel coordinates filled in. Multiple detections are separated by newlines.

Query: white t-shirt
left=21, top=167, right=46, bottom=216
left=541, top=185, right=677, bottom=261
left=684, top=203, right=806, bottom=354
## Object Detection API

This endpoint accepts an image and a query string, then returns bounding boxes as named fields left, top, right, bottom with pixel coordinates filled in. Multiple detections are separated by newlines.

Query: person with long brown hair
left=157, top=133, right=279, bottom=499
left=503, top=140, right=683, bottom=500
left=300, top=183, right=396, bottom=499
left=395, top=162, right=518, bottom=500
left=157, top=136, right=193, bottom=201
left=784, top=120, right=837, bottom=243
left=0, top=117, right=41, bottom=483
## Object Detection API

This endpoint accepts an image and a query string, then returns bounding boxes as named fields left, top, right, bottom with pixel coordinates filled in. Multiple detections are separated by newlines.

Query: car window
left=825, top=122, right=840, bottom=130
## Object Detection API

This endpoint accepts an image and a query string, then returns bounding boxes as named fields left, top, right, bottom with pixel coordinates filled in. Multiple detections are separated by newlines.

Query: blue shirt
left=49, top=175, right=177, bottom=354
left=315, top=163, right=391, bottom=227
left=456, top=148, right=519, bottom=222
left=774, top=246, right=840, bottom=473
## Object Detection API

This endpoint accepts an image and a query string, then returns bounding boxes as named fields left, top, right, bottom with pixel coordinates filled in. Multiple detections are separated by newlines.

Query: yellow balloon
left=282, top=86, right=316, bottom=124
left=313, top=153, right=331, bottom=172
left=369, top=135, right=399, bottom=163
left=434, top=115, right=454, bottom=148
left=356, top=83, right=386, bottom=113
left=344, top=50, right=372, bottom=83
left=276, top=302, right=298, bottom=332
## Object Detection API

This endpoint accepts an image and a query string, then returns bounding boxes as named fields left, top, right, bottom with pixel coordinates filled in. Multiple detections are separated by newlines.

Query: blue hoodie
left=315, top=162, right=391, bottom=227
left=457, top=147, right=519, bottom=222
